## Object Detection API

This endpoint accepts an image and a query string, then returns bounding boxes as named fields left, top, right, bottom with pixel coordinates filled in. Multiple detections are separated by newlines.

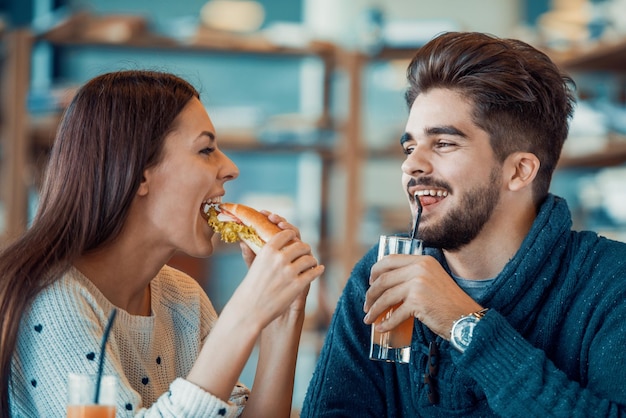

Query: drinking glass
left=369, top=235, right=423, bottom=364
left=66, top=373, right=117, bottom=418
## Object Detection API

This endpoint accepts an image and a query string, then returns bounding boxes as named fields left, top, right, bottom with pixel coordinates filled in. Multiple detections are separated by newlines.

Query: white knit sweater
left=11, top=265, right=249, bottom=417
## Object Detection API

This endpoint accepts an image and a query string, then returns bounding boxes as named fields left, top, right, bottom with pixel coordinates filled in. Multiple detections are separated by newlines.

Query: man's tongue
left=420, top=195, right=444, bottom=206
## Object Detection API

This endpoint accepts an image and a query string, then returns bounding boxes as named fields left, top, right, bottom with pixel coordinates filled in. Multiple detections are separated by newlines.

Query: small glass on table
left=369, top=235, right=423, bottom=364
left=66, top=373, right=117, bottom=418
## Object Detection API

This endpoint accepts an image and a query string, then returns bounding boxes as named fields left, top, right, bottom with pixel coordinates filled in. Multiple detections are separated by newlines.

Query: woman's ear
left=137, top=170, right=150, bottom=197
left=505, top=152, right=540, bottom=192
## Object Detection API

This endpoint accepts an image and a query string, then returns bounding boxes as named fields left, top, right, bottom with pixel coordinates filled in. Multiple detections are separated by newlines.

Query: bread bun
left=207, top=202, right=281, bottom=254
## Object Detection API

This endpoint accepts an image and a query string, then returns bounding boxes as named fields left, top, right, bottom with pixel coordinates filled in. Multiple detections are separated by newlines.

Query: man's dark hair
left=406, top=31, right=576, bottom=204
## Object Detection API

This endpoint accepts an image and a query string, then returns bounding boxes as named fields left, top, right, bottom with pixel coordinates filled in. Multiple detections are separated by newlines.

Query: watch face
left=451, top=316, right=479, bottom=352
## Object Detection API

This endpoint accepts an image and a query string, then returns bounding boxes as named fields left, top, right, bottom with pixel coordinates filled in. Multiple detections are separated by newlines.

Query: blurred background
left=1, top=0, right=625, bottom=413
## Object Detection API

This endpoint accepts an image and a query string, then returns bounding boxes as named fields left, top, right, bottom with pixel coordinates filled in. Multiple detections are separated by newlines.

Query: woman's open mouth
left=201, top=197, right=222, bottom=220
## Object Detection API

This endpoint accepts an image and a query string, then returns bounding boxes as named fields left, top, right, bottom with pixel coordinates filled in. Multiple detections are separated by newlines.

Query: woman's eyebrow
left=195, top=131, right=216, bottom=143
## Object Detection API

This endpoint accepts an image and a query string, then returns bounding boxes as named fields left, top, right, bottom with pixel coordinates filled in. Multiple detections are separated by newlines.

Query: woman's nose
left=218, top=151, right=239, bottom=182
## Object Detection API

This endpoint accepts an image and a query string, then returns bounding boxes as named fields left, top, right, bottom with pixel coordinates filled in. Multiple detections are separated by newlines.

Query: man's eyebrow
left=426, top=125, right=467, bottom=138
left=400, top=126, right=467, bottom=146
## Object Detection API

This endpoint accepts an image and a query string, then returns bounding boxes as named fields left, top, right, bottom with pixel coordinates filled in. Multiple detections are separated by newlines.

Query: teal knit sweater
left=302, top=195, right=626, bottom=417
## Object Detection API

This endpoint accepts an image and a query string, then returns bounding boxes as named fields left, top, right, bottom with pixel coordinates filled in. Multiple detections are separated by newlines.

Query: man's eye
left=436, top=141, right=455, bottom=148
left=403, top=145, right=415, bottom=155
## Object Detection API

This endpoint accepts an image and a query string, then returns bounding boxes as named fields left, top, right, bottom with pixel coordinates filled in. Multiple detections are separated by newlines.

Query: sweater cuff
left=169, top=378, right=239, bottom=418
left=453, top=310, right=544, bottom=398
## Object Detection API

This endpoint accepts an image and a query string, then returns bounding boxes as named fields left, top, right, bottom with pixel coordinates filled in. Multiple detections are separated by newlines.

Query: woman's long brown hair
left=0, top=70, right=199, bottom=416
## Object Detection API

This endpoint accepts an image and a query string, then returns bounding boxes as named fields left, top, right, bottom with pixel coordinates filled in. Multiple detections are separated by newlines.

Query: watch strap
left=469, top=307, right=489, bottom=320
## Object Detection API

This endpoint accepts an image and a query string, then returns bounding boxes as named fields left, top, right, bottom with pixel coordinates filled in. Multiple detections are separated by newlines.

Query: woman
left=0, top=70, right=324, bottom=417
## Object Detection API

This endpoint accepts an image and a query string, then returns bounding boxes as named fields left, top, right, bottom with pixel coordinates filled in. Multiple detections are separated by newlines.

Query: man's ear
left=505, top=152, right=540, bottom=192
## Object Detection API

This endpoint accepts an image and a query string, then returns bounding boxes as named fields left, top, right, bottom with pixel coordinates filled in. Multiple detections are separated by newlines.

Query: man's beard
left=418, top=165, right=501, bottom=251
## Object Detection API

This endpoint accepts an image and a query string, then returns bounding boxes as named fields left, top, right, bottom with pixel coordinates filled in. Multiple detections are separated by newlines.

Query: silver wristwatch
left=450, top=308, right=489, bottom=353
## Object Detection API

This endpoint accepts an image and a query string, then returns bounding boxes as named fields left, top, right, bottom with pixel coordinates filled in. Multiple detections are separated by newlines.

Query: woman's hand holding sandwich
left=193, top=203, right=323, bottom=416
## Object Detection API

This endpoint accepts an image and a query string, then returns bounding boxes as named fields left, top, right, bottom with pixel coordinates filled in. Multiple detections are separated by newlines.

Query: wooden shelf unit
left=1, top=27, right=338, bottom=229
left=0, top=22, right=362, bottom=329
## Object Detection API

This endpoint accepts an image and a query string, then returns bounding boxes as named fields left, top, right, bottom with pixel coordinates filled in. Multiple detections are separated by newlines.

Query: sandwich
left=206, top=202, right=282, bottom=254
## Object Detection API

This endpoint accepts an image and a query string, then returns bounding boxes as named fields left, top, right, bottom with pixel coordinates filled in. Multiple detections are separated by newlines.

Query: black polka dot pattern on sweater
left=142, top=377, right=149, bottom=385
left=156, top=356, right=161, bottom=365
left=30, top=324, right=139, bottom=411
left=28, top=318, right=137, bottom=416
left=218, top=408, right=226, bottom=416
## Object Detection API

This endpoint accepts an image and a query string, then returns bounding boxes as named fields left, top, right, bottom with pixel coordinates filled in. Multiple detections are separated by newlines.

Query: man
left=301, top=32, right=626, bottom=416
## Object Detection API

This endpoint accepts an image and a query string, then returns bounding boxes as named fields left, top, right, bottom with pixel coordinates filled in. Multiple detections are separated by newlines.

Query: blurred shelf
left=29, top=112, right=336, bottom=158
left=550, top=38, right=626, bottom=73
left=369, top=46, right=416, bottom=61
left=558, top=136, right=626, bottom=168
left=37, top=12, right=336, bottom=58
left=364, top=143, right=405, bottom=159
left=40, top=31, right=336, bottom=59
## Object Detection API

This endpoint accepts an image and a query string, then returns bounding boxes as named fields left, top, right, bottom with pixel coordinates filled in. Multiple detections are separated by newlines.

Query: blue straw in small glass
left=94, top=308, right=117, bottom=404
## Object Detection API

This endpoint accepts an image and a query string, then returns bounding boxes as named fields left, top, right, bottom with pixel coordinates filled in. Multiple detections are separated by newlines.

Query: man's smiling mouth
left=415, top=189, right=448, bottom=206
left=415, top=189, right=448, bottom=197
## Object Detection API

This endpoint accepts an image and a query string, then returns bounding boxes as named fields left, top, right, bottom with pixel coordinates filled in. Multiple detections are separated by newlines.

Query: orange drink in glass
left=66, top=405, right=116, bottom=418
left=369, top=235, right=422, bottom=364
left=66, top=374, right=117, bottom=418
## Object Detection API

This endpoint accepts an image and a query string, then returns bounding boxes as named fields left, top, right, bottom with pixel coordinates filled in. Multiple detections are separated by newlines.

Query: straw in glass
left=94, top=308, right=117, bottom=404
left=410, top=193, right=422, bottom=240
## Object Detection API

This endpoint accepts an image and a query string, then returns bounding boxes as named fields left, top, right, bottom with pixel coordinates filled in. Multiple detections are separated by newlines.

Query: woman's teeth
left=202, top=197, right=222, bottom=214
left=415, top=189, right=448, bottom=197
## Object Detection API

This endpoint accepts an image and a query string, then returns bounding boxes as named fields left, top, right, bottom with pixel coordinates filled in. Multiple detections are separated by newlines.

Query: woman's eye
left=200, top=147, right=215, bottom=155
left=403, top=145, right=415, bottom=155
